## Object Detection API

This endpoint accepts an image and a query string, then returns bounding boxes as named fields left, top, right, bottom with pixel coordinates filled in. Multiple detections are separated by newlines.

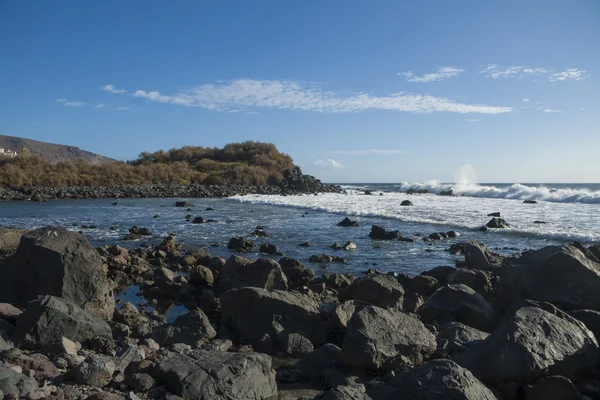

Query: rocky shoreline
left=0, top=222, right=600, bottom=399
left=0, top=167, right=342, bottom=202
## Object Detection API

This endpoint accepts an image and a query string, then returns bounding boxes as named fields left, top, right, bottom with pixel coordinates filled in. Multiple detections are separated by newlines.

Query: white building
left=0, top=147, right=17, bottom=158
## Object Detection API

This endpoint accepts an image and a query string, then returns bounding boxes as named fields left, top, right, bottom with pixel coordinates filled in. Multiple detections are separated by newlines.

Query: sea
left=1, top=181, right=599, bottom=280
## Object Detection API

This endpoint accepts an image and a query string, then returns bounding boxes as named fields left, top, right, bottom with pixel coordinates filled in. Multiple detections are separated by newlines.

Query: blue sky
left=1, top=1, right=599, bottom=183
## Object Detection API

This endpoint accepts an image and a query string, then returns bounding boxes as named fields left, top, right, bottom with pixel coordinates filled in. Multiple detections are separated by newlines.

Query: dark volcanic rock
left=152, top=309, right=217, bottom=347
left=278, top=257, right=314, bottom=289
left=463, top=240, right=506, bottom=270
left=417, top=284, right=497, bottom=332
left=12, top=295, right=112, bottom=348
left=227, top=237, right=256, bottom=253
left=385, top=359, right=497, bottom=400
left=456, top=302, right=599, bottom=383
left=219, top=256, right=288, bottom=291
left=220, top=287, right=326, bottom=347
left=340, top=274, right=405, bottom=309
left=487, top=212, right=501, bottom=217
left=524, top=376, right=581, bottom=400
left=0, top=227, right=114, bottom=319
left=400, top=200, right=413, bottom=206
left=337, top=217, right=359, bottom=227
left=259, top=243, right=279, bottom=255
left=157, top=349, right=277, bottom=399
left=497, top=244, right=600, bottom=310
left=523, top=199, right=538, bottom=204
left=369, top=225, right=412, bottom=241
left=485, top=217, right=510, bottom=229
left=437, top=322, right=490, bottom=355
left=342, top=306, right=436, bottom=370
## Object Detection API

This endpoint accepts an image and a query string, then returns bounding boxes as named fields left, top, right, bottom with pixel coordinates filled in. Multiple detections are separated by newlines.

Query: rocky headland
left=0, top=222, right=599, bottom=399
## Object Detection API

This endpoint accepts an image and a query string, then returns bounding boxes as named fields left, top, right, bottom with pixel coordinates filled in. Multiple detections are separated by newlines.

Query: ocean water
left=0, top=181, right=598, bottom=279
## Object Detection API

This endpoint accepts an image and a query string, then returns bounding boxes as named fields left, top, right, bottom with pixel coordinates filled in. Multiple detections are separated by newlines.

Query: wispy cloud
left=101, top=84, right=126, bottom=94
left=398, top=66, right=464, bottom=83
left=480, top=65, right=587, bottom=82
left=543, top=109, right=563, bottom=113
left=329, top=149, right=403, bottom=155
left=522, top=98, right=530, bottom=102
left=125, top=79, right=512, bottom=114
left=314, top=159, right=344, bottom=169
left=94, top=103, right=105, bottom=109
left=56, top=99, right=86, bottom=107
left=115, top=106, right=132, bottom=111
left=464, top=119, right=478, bottom=122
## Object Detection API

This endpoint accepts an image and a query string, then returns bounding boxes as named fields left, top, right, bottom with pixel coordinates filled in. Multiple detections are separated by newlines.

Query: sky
left=1, top=1, right=599, bottom=183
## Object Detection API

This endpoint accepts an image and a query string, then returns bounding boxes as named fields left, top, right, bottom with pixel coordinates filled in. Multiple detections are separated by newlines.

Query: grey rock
left=437, top=322, right=489, bottom=355
left=446, top=268, right=493, bottom=295
left=156, top=349, right=277, bottom=399
left=498, top=244, right=600, bottom=310
left=342, top=306, right=436, bottom=370
left=75, top=355, right=116, bottom=387
left=385, top=359, right=497, bottom=400
left=524, top=376, right=581, bottom=400
left=0, top=364, right=39, bottom=398
left=463, top=241, right=506, bottom=270
left=12, top=295, right=112, bottom=348
left=485, top=217, right=510, bottom=229
left=457, top=302, right=599, bottom=383
left=220, top=287, right=326, bottom=347
left=569, top=309, right=600, bottom=342
left=420, top=265, right=457, bottom=283
left=278, top=257, right=315, bottom=289
left=282, top=333, right=314, bottom=356
left=219, top=256, right=288, bottom=291
left=418, top=284, right=498, bottom=332
left=340, top=274, right=404, bottom=309
left=152, top=309, right=216, bottom=348
left=0, top=227, right=114, bottom=319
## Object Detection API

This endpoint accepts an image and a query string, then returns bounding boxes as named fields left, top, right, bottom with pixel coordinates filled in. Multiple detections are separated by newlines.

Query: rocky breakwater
left=0, top=166, right=341, bottom=201
left=2, top=227, right=600, bottom=399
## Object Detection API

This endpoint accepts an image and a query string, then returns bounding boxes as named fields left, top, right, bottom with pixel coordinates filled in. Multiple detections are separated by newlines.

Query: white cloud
left=314, top=159, right=344, bottom=169
left=481, top=65, right=587, bottom=82
left=543, top=109, right=563, bottom=113
left=115, top=106, right=131, bottom=111
left=578, top=108, right=585, bottom=111
left=464, top=119, right=478, bottom=122
left=56, top=98, right=67, bottom=103
left=522, top=98, right=530, bottom=102
left=329, top=149, right=403, bottom=155
left=56, top=98, right=86, bottom=107
left=94, top=103, right=105, bottom=109
left=398, top=66, right=464, bottom=83
left=123, top=79, right=512, bottom=114
left=101, top=84, right=126, bottom=94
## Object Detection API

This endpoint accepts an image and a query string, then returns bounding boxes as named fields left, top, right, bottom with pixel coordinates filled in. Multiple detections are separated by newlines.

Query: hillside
left=0, top=134, right=114, bottom=164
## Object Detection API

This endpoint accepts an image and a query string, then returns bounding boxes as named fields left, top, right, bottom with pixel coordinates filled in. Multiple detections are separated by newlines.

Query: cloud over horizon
left=329, top=149, right=404, bottom=155
left=314, top=159, right=345, bottom=169
left=480, top=65, right=587, bottom=82
left=398, top=66, right=464, bottom=83
left=123, top=79, right=512, bottom=114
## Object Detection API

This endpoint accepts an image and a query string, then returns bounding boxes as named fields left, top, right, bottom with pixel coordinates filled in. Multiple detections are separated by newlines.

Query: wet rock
left=192, top=216, right=206, bottom=224
left=337, top=218, right=359, bottom=227
left=309, top=254, right=333, bottom=264
left=189, top=265, right=215, bottom=286
left=175, top=201, right=192, bottom=207
left=400, top=200, right=413, bottom=206
left=75, top=355, right=116, bottom=387
left=0, top=227, right=114, bottom=319
left=219, top=256, right=288, bottom=291
left=485, top=217, right=510, bottom=229
left=227, top=237, right=256, bottom=253
left=152, top=309, right=216, bottom=348
left=421, top=265, right=457, bottom=284
left=498, top=244, right=600, bottom=310
left=251, top=229, right=269, bottom=237
left=220, top=287, right=326, bottom=347
left=113, top=302, right=152, bottom=338
left=156, top=349, right=277, bottom=399
left=342, top=242, right=357, bottom=251
left=523, top=200, right=538, bottom=204
left=298, top=242, right=311, bottom=247
left=487, top=212, right=501, bottom=217
left=369, top=225, right=412, bottom=241
left=259, top=243, right=279, bottom=255
left=418, top=284, right=498, bottom=332
left=386, top=359, right=497, bottom=399
left=342, top=306, right=436, bottom=370
left=457, top=302, right=599, bottom=383
left=340, top=274, right=404, bottom=309
left=13, top=295, right=112, bottom=348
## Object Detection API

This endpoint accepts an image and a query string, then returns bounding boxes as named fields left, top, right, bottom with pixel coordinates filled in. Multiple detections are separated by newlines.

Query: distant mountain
left=0, top=134, right=114, bottom=164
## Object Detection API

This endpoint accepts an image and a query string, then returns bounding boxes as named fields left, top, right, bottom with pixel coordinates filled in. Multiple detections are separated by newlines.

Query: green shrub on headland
left=0, top=141, right=295, bottom=188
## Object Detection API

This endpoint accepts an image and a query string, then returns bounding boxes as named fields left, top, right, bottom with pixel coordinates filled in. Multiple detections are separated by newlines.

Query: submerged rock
left=369, top=225, right=413, bottom=241
left=337, top=217, right=359, bottom=227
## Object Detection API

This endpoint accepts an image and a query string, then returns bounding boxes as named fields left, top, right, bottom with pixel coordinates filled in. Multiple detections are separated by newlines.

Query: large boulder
left=220, top=287, right=326, bottom=346
left=219, top=256, right=288, bottom=292
left=278, top=257, right=315, bottom=289
left=0, top=227, right=114, bottom=319
left=463, top=241, right=505, bottom=270
left=12, top=295, right=113, bottom=348
left=340, top=274, right=404, bottom=309
left=152, top=309, right=217, bottom=347
left=0, top=364, right=39, bottom=398
left=157, top=349, right=277, bottom=399
left=446, top=268, right=493, bottom=295
left=437, top=322, right=489, bottom=355
left=457, top=302, right=599, bottom=383
left=418, top=284, right=497, bottom=332
left=524, top=376, right=581, bottom=400
left=342, top=306, right=436, bottom=371
left=498, top=244, right=600, bottom=311
left=384, top=359, right=497, bottom=400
